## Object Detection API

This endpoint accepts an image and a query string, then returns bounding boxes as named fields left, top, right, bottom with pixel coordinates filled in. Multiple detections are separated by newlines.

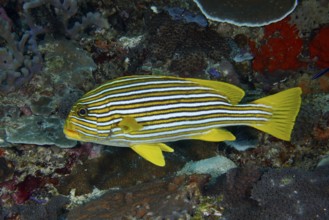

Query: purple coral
left=0, top=7, right=42, bottom=94
left=23, top=0, right=109, bottom=39
left=0, top=1, right=108, bottom=93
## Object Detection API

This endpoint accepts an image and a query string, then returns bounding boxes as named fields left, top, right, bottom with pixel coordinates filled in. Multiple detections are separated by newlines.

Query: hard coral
left=250, top=17, right=305, bottom=73
left=145, top=13, right=230, bottom=76
left=0, top=1, right=108, bottom=94
left=209, top=166, right=329, bottom=219
left=23, top=0, right=109, bottom=40
left=1, top=195, right=69, bottom=219
left=250, top=166, right=329, bottom=219
left=169, top=51, right=207, bottom=76
left=0, top=145, right=77, bottom=205
left=206, top=166, right=262, bottom=210
left=193, top=0, right=298, bottom=27
left=0, top=7, right=42, bottom=94
left=67, top=175, right=210, bottom=219
left=309, top=26, right=329, bottom=68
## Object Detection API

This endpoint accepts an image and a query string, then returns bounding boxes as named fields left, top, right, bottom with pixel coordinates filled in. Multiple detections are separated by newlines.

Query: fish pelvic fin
left=130, top=143, right=174, bottom=166
left=250, top=87, right=302, bottom=141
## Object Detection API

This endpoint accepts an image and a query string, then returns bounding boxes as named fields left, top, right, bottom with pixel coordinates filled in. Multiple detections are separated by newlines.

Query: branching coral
left=0, top=1, right=108, bottom=94
left=23, top=0, right=109, bottom=40
left=0, top=7, right=42, bottom=94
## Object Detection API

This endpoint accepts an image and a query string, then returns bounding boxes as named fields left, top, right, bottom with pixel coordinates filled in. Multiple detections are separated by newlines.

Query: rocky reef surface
left=1, top=0, right=329, bottom=219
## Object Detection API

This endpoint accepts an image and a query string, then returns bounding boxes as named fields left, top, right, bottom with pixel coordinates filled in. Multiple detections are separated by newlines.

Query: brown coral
left=145, top=13, right=230, bottom=74
left=67, top=175, right=210, bottom=219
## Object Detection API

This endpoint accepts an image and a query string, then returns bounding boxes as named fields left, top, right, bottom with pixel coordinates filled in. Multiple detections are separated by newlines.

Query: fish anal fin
left=131, top=143, right=173, bottom=166
left=190, top=128, right=236, bottom=142
left=186, top=78, right=245, bottom=104
left=157, top=143, right=174, bottom=152
left=251, top=87, right=302, bottom=141
left=119, top=116, right=143, bottom=133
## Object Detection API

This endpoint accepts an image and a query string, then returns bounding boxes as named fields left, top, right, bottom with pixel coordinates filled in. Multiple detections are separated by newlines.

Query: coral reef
left=5, top=115, right=76, bottom=148
left=206, top=166, right=262, bottom=210
left=207, top=166, right=329, bottom=219
left=193, top=0, right=298, bottom=27
left=309, top=26, right=329, bottom=69
left=0, top=1, right=108, bottom=94
left=1, top=38, right=97, bottom=148
left=250, top=166, right=329, bottom=219
left=223, top=92, right=329, bottom=170
left=55, top=141, right=219, bottom=196
left=290, top=0, right=329, bottom=36
left=142, top=12, right=231, bottom=77
left=165, top=7, right=208, bottom=27
left=250, top=17, right=305, bottom=74
left=23, top=0, right=109, bottom=40
left=0, top=6, right=42, bottom=94
left=0, top=143, right=102, bottom=205
left=177, top=155, right=236, bottom=183
left=1, top=196, right=69, bottom=219
left=67, top=175, right=210, bottom=219
left=224, top=127, right=259, bottom=151
left=0, top=0, right=328, bottom=219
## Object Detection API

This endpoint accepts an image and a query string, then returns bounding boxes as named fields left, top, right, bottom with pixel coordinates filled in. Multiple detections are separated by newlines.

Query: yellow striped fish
left=63, top=75, right=302, bottom=166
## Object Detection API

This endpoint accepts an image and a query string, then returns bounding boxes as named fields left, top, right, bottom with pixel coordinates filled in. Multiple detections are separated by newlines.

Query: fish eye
left=77, top=108, right=88, bottom=117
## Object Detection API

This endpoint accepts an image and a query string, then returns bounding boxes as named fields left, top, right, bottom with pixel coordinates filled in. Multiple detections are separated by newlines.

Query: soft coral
left=250, top=17, right=305, bottom=73
left=309, top=26, right=329, bottom=68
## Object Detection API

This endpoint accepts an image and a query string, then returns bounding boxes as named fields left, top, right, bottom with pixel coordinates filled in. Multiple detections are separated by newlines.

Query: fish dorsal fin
left=190, top=128, right=236, bottom=142
left=186, top=78, right=245, bottom=105
left=130, top=143, right=174, bottom=166
left=118, top=116, right=143, bottom=133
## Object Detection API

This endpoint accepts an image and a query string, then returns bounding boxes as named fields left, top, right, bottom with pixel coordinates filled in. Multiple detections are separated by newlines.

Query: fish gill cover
left=193, top=0, right=298, bottom=27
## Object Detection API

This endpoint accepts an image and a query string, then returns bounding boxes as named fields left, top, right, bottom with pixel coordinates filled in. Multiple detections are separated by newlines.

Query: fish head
left=63, top=102, right=102, bottom=142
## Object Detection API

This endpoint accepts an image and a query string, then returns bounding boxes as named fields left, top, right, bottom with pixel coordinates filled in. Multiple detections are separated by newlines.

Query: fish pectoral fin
left=186, top=78, right=245, bottom=105
left=190, top=128, right=236, bottom=142
left=118, top=116, right=143, bottom=133
left=130, top=143, right=173, bottom=166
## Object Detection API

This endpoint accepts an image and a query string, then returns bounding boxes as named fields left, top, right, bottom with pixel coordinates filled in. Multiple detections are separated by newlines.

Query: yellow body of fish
left=63, top=75, right=302, bottom=166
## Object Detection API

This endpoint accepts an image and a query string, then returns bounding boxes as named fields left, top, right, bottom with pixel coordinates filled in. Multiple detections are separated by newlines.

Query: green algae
left=193, top=195, right=224, bottom=219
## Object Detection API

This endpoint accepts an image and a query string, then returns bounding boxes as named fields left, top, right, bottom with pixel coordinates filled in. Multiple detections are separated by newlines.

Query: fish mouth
left=63, top=128, right=80, bottom=140
left=63, top=123, right=81, bottom=140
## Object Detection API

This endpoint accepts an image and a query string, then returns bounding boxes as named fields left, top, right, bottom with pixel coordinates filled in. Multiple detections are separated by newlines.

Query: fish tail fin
left=250, top=87, right=302, bottom=141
